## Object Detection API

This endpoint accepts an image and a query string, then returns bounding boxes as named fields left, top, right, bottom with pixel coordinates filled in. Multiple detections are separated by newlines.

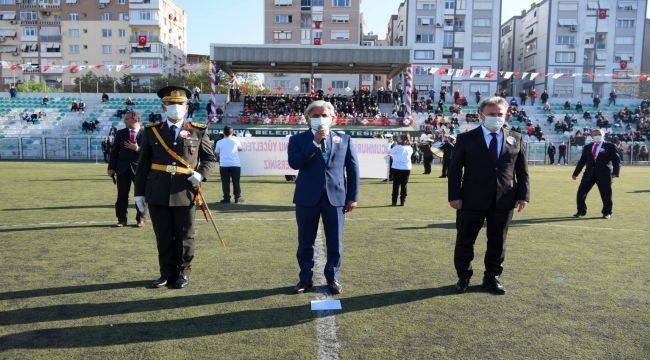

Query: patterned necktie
left=169, top=125, right=177, bottom=140
left=320, top=138, right=328, bottom=161
left=489, top=133, right=498, bottom=162
left=592, top=142, right=599, bottom=159
left=129, top=129, right=135, bottom=142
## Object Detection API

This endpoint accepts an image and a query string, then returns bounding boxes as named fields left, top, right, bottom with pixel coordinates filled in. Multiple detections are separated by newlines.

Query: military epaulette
left=145, top=121, right=161, bottom=128
left=190, top=121, right=207, bottom=129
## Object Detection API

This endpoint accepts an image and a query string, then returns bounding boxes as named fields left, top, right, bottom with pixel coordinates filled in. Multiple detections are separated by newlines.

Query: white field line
left=0, top=217, right=647, bottom=233
left=313, top=224, right=340, bottom=360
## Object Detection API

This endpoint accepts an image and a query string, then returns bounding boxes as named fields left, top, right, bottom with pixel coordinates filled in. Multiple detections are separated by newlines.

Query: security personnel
left=134, top=86, right=217, bottom=289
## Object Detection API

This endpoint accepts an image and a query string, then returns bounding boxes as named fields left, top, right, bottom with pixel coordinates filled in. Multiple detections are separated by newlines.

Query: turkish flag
left=314, top=38, right=321, bottom=45
left=138, top=35, right=147, bottom=46
left=487, top=71, right=496, bottom=79
left=598, top=9, right=607, bottom=19
left=438, top=68, right=448, bottom=75
left=512, top=71, right=521, bottom=78
left=620, top=60, right=628, bottom=70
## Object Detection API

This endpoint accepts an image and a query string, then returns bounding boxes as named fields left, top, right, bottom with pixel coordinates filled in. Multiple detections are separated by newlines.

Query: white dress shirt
left=481, top=125, right=503, bottom=156
left=215, top=136, right=243, bottom=167
left=311, top=128, right=328, bottom=149
left=166, top=119, right=184, bottom=140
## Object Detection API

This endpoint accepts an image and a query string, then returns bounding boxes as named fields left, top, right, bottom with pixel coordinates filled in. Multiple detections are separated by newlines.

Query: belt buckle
left=165, top=165, right=177, bottom=174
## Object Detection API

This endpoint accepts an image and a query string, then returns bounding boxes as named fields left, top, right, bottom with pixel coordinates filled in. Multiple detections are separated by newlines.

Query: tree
left=16, top=79, right=62, bottom=93
left=73, top=72, right=117, bottom=93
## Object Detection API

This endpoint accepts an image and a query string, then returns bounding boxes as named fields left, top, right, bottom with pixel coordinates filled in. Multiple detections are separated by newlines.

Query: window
left=615, top=36, right=633, bottom=45
left=274, top=0, right=293, bottom=5
left=331, top=80, right=348, bottom=89
left=443, top=31, right=454, bottom=47
left=274, top=15, right=292, bottom=23
left=554, top=67, right=574, bottom=74
left=614, top=54, right=633, bottom=62
left=273, top=30, right=292, bottom=40
left=118, top=0, right=126, bottom=4
left=417, top=17, right=435, bottom=26
left=272, top=80, right=291, bottom=89
left=102, top=29, right=112, bottom=37
left=444, top=0, right=455, bottom=10
left=555, top=51, right=576, bottom=63
left=618, top=1, right=637, bottom=10
left=20, top=11, right=38, bottom=21
left=69, top=44, right=80, bottom=54
left=332, top=0, right=350, bottom=7
left=416, top=33, right=434, bottom=43
left=68, top=12, right=78, bottom=20
left=102, top=45, right=112, bottom=54
left=616, top=19, right=635, bottom=28
left=414, top=66, right=429, bottom=76
left=414, top=50, right=434, bottom=60
left=553, top=84, right=574, bottom=97
left=472, top=35, right=491, bottom=43
left=119, top=46, right=127, bottom=54
left=473, top=1, right=492, bottom=9
left=416, top=1, right=435, bottom=9
left=473, top=18, right=491, bottom=27
left=68, top=28, right=79, bottom=37
left=118, top=12, right=127, bottom=20
left=313, top=0, right=324, bottom=6
left=330, top=29, right=349, bottom=40
left=558, top=2, right=578, bottom=11
left=118, top=29, right=126, bottom=37
left=331, top=14, right=350, bottom=23
left=471, top=51, right=490, bottom=60
left=556, top=35, right=575, bottom=45
left=101, top=13, right=111, bottom=21
left=22, top=27, right=36, bottom=37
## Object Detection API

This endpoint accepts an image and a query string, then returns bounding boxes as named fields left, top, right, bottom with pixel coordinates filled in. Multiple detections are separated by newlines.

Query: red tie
left=130, top=130, right=135, bottom=142
left=592, top=142, right=599, bottom=159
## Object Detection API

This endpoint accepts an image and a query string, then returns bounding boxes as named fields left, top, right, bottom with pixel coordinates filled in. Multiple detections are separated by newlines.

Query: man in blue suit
left=288, top=100, right=360, bottom=295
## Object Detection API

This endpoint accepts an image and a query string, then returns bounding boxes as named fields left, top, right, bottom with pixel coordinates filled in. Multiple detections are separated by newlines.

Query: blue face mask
left=482, top=116, right=505, bottom=132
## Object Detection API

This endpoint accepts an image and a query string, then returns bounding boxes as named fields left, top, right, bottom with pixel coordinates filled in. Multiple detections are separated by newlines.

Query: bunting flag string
left=0, top=61, right=206, bottom=74
left=416, top=64, right=649, bottom=80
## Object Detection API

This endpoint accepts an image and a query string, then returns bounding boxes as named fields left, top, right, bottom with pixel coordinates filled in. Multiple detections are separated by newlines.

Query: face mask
left=592, top=135, right=602, bottom=142
left=482, top=116, right=505, bottom=132
left=165, top=104, right=186, bottom=122
left=310, top=117, right=330, bottom=131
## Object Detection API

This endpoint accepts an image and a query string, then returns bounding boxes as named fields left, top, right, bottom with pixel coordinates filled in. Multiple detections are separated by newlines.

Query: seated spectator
left=71, top=101, right=79, bottom=111
left=583, top=111, right=591, bottom=120
left=78, top=101, right=86, bottom=112
left=563, top=101, right=572, bottom=110
left=575, top=101, right=583, bottom=113
left=509, top=98, right=518, bottom=106
left=101, top=93, right=109, bottom=103
left=42, top=96, right=49, bottom=105
left=543, top=103, right=552, bottom=112
left=38, top=110, right=46, bottom=118
left=125, top=97, right=135, bottom=106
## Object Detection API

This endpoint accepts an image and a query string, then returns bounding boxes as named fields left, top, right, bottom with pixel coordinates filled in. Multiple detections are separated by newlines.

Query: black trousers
left=441, top=156, right=450, bottom=177
left=558, top=153, right=567, bottom=164
left=115, top=171, right=145, bottom=223
left=548, top=153, right=555, bottom=164
left=577, top=176, right=612, bottom=215
left=391, top=169, right=410, bottom=204
left=422, top=156, right=433, bottom=174
left=148, top=205, right=196, bottom=278
left=454, top=201, right=514, bottom=280
left=220, top=166, right=241, bottom=201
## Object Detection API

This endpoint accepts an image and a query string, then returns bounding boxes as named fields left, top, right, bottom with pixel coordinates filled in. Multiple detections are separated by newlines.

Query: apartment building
left=499, top=0, right=647, bottom=100
left=386, top=1, right=407, bottom=46
left=0, top=0, right=187, bottom=90
left=263, top=0, right=362, bottom=94
left=404, top=0, right=501, bottom=97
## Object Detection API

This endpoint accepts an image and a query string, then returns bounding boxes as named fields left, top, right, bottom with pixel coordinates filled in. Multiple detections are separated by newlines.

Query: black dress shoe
left=573, top=212, right=586, bottom=218
left=235, top=197, right=245, bottom=203
left=219, top=199, right=231, bottom=204
left=455, top=278, right=470, bottom=293
left=602, top=214, right=611, bottom=219
left=173, top=275, right=189, bottom=289
left=327, top=280, right=342, bottom=295
left=294, top=281, right=313, bottom=294
left=482, top=277, right=506, bottom=295
left=150, top=276, right=168, bottom=288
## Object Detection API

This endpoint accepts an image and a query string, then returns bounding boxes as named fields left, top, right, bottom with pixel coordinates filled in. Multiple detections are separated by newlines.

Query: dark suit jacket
left=134, top=121, right=217, bottom=207
left=108, top=128, right=142, bottom=175
left=572, top=142, right=620, bottom=181
left=288, top=130, right=360, bottom=207
left=448, top=126, right=530, bottom=211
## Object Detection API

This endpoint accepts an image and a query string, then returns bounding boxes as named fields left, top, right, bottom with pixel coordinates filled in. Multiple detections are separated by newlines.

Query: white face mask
left=165, top=104, right=186, bottom=122
left=482, top=116, right=505, bottom=132
left=592, top=135, right=602, bottom=142
left=310, top=117, right=331, bottom=131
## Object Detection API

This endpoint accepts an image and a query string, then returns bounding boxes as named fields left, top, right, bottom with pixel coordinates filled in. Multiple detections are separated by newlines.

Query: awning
left=616, top=54, right=632, bottom=61
left=0, top=11, right=16, bottom=20
left=558, top=19, right=578, bottom=26
left=0, top=29, right=17, bottom=37
left=0, top=45, right=17, bottom=53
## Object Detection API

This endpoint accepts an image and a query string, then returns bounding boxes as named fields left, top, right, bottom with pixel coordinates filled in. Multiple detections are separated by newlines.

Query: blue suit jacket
left=288, top=130, right=360, bottom=207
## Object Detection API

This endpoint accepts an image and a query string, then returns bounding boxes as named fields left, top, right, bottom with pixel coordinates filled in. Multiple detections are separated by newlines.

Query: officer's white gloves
left=188, top=171, right=203, bottom=187
left=135, top=196, right=147, bottom=213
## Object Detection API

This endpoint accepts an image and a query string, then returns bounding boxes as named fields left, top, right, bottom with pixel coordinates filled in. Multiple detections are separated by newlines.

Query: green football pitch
left=0, top=162, right=648, bottom=359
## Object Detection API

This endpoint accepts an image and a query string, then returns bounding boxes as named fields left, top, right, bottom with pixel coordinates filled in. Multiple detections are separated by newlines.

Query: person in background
left=9, top=85, right=17, bottom=98
left=418, top=136, right=434, bottom=175
left=547, top=142, right=556, bottom=164
left=440, top=135, right=455, bottom=178
left=192, top=86, right=201, bottom=102
left=540, top=90, right=549, bottom=105
left=530, top=89, right=538, bottom=106
left=187, top=100, right=195, bottom=119
left=475, top=90, right=481, bottom=105
left=428, top=88, right=436, bottom=102
left=519, top=90, right=528, bottom=105
left=42, top=95, right=49, bottom=105
left=389, top=134, right=413, bottom=206
left=608, top=90, right=617, bottom=107
left=126, top=97, right=136, bottom=106
left=107, top=110, right=146, bottom=227
left=102, top=92, right=109, bottom=103
left=383, top=133, right=395, bottom=182
left=558, top=142, right=568, bottom=165
left=593, top=95, right=601, bottom=110
left=572, top=128, right=620, bottom=219
left=214, top=125, right=244, bottom=204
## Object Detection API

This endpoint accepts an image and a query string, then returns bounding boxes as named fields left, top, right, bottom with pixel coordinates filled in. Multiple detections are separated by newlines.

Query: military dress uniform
left=134, top=86, right=217, bottom=288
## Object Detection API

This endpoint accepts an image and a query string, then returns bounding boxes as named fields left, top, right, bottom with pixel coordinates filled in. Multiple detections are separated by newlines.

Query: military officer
left=134, top=85, right=217, bottom=289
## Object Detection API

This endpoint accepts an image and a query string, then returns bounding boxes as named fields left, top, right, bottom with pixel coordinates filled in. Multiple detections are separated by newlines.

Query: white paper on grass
left=311, top=300, right=342, bottom=311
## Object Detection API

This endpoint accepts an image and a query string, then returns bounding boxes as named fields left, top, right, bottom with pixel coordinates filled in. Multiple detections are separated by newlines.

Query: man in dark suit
left=108, top=111, right=146, bottom=227
left=134, top=86, right=217, bottom=289
left=288, top=100, right=360, bottom=295
left=547, top=143, right=556, bottom=165
left=439, top=135, right=455, bottom=178
left=448, top=97, right=530, bottom=295
left=572, top=129, right=620, bottom=219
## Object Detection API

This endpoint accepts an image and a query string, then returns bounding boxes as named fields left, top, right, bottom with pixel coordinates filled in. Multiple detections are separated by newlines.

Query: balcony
left=40, top=50, right=62, bottom=58
left=129, top=18, right=160, bottom=26
left=130, top=34, right=160, bottom=43
left=19, top=3, right=38, bottom=9
left=40, top=19, right=60, bottom=26
left=40, top=4, right=60, bottom=10
left=20, top=20, right=38, bottom=26
left=39, top=35, right=61, bottom=42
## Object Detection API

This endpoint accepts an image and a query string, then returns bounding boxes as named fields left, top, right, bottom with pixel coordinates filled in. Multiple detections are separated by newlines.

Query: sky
left=177, top=0, right=650, bottom=55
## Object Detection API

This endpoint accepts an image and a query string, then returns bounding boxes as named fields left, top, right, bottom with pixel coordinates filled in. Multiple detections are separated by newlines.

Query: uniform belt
left=151, top=163, right=193, bottom=175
